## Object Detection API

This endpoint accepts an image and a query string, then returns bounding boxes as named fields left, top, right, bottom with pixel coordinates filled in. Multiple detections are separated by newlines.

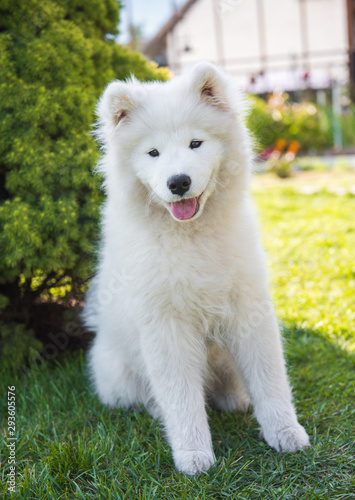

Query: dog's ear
left=189, top=62, right=230, bottom=112
left=97, top=81, right=139, bottom=128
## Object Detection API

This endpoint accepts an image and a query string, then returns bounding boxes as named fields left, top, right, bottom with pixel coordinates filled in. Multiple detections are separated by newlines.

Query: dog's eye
left=148, top=149, right=159, bottom=157
left=190, top=140, right=203, bottom=149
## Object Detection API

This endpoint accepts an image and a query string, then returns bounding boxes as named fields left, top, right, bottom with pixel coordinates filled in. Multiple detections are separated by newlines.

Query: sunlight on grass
left=252, top=172, right=355, bottom=353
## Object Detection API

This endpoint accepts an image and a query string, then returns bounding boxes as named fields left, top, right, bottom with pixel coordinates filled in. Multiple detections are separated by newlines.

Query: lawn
left=1, top=171, right=355, bottom=499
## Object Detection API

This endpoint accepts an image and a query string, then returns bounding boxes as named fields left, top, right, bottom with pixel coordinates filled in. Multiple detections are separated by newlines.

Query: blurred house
left=144, top=0, right=355, bottom=96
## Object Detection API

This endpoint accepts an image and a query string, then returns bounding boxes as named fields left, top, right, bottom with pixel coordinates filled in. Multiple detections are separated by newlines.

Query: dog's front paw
left=262, top=423, right=310, bottom=452
left=173, top=449, right=215, bottom=475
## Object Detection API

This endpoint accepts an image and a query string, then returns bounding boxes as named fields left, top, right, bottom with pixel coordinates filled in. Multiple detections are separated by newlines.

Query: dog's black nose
left=167, top=174, right=191, bottom=196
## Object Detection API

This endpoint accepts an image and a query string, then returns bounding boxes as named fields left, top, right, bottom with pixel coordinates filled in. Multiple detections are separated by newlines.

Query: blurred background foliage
left=247, top=92, right=355, bottom=153
left=0, top=0, right=168, bottom=371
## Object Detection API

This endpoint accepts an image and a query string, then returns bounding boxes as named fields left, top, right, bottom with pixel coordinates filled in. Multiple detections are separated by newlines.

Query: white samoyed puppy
left=83, top=62, right=309, bottom=475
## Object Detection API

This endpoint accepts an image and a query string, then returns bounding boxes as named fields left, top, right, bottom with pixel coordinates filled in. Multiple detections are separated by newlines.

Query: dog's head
left=96, top=62, right=249, bottom=222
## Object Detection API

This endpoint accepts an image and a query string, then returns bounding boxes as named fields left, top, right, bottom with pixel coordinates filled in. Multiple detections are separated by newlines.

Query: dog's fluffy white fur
left=83, top=62, right=309, bottom=475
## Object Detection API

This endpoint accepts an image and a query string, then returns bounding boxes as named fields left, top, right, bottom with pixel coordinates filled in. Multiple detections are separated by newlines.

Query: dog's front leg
left=229, top=297, right=310, bottom=452
left=140, top=321, right=215, bottom=475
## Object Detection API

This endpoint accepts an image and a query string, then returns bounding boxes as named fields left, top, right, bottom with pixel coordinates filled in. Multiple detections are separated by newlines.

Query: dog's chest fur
left=110, top=218, right=237, bottom=334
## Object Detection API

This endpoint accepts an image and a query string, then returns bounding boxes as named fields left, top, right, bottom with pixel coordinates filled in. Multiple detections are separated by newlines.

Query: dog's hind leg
left=88, top=335, right=156, bottom=414
left=206, top=343, right=250, bottom=413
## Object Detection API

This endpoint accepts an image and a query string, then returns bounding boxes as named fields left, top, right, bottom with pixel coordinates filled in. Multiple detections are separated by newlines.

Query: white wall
left=167, top=0, right=348, bottom=92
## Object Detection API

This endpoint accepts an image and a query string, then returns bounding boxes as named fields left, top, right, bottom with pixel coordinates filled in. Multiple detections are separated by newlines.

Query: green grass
left=253, top=179, right=355, bottom=353
left=1, top=173, right=355, bottom=499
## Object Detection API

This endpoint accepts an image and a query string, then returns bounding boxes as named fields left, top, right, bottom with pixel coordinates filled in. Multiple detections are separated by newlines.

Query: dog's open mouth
left=170, top=193, right=203, bottom=220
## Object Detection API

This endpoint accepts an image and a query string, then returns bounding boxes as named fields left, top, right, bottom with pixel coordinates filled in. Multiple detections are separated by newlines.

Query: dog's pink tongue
left=171, top=198, right=197, bottom=220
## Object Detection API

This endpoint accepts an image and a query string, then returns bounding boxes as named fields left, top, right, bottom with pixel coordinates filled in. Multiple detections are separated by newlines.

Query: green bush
left=0, top=0, right=168, bottom=371
left=0, top=321, right=42, bottom=372
left=267, top=157, right=293, bottom=179
left=247, top=94, right=334, bottom=153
